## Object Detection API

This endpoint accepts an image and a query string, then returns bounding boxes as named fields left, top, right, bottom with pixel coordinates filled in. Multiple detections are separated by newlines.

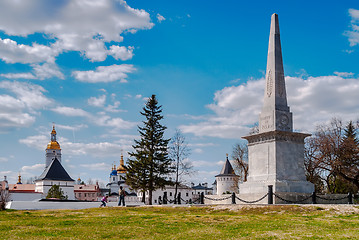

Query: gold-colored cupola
left=117, top=154, right=127, bottom=174
left=47, top=125, right=61, bottom=150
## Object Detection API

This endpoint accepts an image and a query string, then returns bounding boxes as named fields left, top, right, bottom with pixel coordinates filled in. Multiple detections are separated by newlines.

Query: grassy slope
left=0, top=205, right=358, bottom=239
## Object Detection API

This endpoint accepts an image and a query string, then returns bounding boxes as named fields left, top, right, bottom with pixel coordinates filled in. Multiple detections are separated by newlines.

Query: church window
left=154, top=200, right=157, bottom=203
left=79, top=193, right=81, bottom=197
left=186, top=193, right=189, bottom=197
left=169, top=192, right=172, bottom=197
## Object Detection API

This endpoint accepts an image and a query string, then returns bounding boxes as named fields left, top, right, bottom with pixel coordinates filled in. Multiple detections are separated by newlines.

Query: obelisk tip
left=270, top=13, right=280, bottom=35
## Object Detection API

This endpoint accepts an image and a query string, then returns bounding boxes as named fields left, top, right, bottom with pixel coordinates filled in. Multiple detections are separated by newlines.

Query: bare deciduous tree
left=231, top=142, right=249, bottom=182
left=1, top=179, right=10, bottom=210
left=168, top=129, right=194, bottom=202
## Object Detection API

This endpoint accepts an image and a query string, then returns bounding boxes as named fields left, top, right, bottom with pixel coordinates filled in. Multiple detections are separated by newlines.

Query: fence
left=155, top=185, right=356, bottom=205
left=203, top=186, right=356, bottom=205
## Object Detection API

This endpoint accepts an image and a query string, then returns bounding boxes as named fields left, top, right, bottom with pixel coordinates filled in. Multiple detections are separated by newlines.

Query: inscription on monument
left=260, top=114, right=273, bottom=130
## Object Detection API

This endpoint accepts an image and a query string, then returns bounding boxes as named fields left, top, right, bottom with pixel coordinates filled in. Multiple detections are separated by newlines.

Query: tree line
left=304, top=118, right=359, bottom=194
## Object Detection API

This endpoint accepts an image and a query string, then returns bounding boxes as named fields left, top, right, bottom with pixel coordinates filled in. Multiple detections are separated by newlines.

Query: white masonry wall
left=35, top=180, right=75, bottom=200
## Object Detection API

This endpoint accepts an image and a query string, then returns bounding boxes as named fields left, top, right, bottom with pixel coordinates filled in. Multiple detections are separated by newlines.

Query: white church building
left=34, top=126, right=75, bottom=200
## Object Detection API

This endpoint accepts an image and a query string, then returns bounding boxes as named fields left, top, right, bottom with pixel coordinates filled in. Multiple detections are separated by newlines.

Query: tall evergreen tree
left=126, top=95, right=173, bottom=205
left=337, top=121, right=359, bottom=191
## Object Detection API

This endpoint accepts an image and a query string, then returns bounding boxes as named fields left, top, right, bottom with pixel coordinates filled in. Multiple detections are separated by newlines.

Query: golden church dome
left=47, top=125, right=61, bottom=150
left=47, top=141, right=61, bottom=150
left=117, top=154, right=127, bottom=174
left=117, top=164, right=126, bottom=174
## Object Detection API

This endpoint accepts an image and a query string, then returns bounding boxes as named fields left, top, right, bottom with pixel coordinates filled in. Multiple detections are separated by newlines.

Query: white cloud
left=0, top=72, right=37, bottom=79
left=345, top=8, right=359, bottom=47
left=0, top=63, right=64, bottom=80
left=32, top=63, right=64, bottom=80
left=52, top=106, right=91, bottom=117
left=105, top=101, right=123, bottom=113
left=181, top=74, right=359, bottom=138
left=95, top=115, right=137, bottom=129
left=88, top=95, right=106, bottom=107
left=0, top=157, right=8, bottom=162
left=0, top=38, right=57, bottom=64
left=0, top=81, right=52, bottom=110
left=80, top=163, right=110, bottom=171
left=157, top=13, right=166, bottom=23
left=0, top=0, right=153, bottom=58
left=0, top=81, right=52, bottom=132
left=188, top=143, right=217, bottom=147
left=20, top=134, right=126, bottom=158
left=193, top=148, right=204, bottom=154
left=19, top=135, right=48, bottom=151
left=88, top=93, right=124, bottom=112
left=109, top=46, right=134, bottom=60
left=72, top=64, right=136, bottom=83
left=0, top=0, right=153, bottom=79
left=51, top=105, right=136, bottom=130
left=21, top=163, right=45, bottom=173
left=56, top=124, right=88, bottom=131
left=192, top=160, right=223, bottom=168
left=334, top=71, right=354, bottom=77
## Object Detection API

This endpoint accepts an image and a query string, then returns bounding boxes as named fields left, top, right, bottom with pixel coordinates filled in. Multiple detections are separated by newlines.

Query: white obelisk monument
left=239, top=14, right=314, bottom=196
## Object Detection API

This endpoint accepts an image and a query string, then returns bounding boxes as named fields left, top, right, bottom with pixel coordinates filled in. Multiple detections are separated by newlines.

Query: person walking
left=118, top=186, right=126, bottom=206
left=100, top=195, right=108, bottom=207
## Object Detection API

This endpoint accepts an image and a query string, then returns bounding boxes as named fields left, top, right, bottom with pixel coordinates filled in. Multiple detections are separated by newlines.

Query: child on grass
left=100, top=195, right=108, bottom=207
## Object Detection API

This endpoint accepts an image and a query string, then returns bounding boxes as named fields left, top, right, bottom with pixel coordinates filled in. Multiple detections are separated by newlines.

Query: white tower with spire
left=215, top=154, right=238, bottom=195
left=240, top=14, right=314, bottom=196
left=45, top=125, right=62, bottom=168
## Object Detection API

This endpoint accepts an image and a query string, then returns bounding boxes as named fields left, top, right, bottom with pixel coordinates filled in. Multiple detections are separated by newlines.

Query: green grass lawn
left=0, top=205, right=358, bottom=239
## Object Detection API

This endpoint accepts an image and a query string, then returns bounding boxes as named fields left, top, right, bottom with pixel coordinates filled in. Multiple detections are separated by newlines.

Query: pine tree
left=337, top=121, right=359, bottom=191
left=126, top=95, right=173, bottom=205
left=46, top=184, right=66, bottom=200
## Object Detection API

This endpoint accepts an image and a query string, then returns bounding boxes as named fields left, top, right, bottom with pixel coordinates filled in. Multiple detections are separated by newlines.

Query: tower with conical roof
left=45, top=125, right=62, bottom=168
left=240, top=14, right=314, bottom=197
left=215, top=154, right=238, bottom=195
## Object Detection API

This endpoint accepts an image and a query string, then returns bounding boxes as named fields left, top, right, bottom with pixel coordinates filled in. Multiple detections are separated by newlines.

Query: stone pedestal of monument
left=240, top=131, right=314, bottom=194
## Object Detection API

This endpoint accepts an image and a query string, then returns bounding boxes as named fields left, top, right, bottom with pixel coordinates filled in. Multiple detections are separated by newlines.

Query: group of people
left=100, top=186, right=126, bottom=207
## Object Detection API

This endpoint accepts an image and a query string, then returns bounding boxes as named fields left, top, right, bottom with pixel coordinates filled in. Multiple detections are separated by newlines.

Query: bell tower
left=45, top=125, right=62, bottom=168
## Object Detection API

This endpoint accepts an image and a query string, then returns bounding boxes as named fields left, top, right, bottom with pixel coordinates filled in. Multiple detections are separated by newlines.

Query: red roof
left=8, top=184, right=36, bottom=193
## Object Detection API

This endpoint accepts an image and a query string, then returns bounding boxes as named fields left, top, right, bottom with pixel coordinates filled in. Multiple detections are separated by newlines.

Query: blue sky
left=0, top=0, right=359, bottom=186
